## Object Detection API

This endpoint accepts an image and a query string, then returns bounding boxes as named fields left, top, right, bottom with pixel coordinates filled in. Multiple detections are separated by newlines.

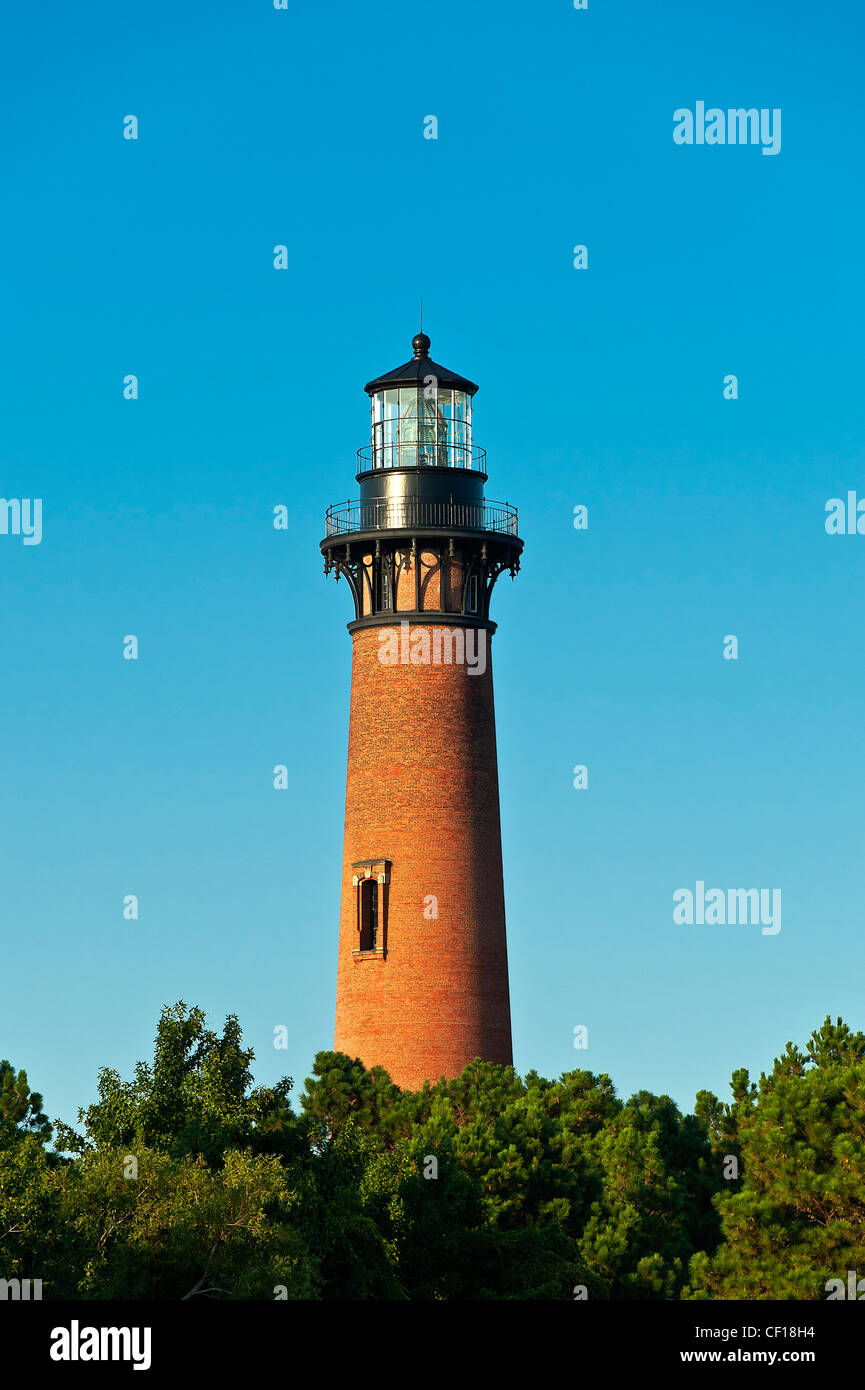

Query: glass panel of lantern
left=370, top=392, right=382, bottom=467
left=382, top=390, right=399, bottom=467
left=452, top=391, right=468, bottom=466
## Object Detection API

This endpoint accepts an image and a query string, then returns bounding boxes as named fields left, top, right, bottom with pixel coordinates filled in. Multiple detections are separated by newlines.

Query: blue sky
left=2, top=0, right=863, bottom=1132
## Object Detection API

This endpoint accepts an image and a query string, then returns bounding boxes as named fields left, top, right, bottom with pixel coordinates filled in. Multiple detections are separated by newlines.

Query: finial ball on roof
left=412, top=332, right=431, bottom=358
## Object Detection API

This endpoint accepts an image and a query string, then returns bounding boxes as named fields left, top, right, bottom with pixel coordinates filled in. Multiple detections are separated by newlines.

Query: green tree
left=576, top=1089, right=721, bottom=1299
left=301, top=1051, right=404, bottom=1142
left=54, top=1145, right=316, bottom=1300
left=55, top=1002, right=296, bottom=1167
left=684, top=1017, right=865, bottom=1300
left=0, top=1135, right=72, bottom=1291
left=0, top=1060, right=52, bottom=1148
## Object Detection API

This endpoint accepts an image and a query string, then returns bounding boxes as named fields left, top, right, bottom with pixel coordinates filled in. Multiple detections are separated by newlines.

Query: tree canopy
left=0, top=1006, right=862, bottom=1299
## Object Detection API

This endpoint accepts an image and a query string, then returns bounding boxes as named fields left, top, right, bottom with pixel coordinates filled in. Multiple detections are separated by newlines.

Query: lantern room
left=360, top=332, right=481, bottom=472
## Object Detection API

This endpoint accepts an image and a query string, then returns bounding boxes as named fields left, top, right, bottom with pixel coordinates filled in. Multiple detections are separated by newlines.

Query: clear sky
left=2, top=0, right=863, bottom=1132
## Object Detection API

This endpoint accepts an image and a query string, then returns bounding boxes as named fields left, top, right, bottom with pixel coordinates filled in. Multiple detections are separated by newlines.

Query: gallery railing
left=324, top=497, right=518, bottom=538
left=357, top=441, right=486, bottom=471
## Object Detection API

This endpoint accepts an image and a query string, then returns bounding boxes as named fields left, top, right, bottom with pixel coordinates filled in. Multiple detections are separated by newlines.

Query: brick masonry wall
left=334, top=618, right=513, bottom=1090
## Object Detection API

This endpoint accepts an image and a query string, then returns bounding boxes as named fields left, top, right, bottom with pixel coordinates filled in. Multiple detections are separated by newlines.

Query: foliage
left=0, top=1060, right=52, bottom=1149
left=684, top=1017, right=865, bottom=1300
left=55, top=1003, right=296, bottom=1167
left=1, top=1006, right=862, bottom=1299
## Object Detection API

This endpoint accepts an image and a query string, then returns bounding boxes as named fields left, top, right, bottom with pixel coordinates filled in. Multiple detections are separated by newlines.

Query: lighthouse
left=320, top=331, right=523, bottom=1089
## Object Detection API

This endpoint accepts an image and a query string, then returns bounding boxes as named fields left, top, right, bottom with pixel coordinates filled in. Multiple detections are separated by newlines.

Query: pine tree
left=684, top=1017, right=865, bottom=1300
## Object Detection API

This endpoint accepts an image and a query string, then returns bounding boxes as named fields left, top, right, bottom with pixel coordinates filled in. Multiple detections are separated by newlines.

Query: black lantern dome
left=363, top=333, right=478, bottom=396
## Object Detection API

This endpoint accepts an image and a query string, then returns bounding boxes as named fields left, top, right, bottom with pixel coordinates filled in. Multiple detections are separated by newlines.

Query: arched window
left=359, top=878, right=378, bottom=951
left=352, top=860, right=390, bottom=956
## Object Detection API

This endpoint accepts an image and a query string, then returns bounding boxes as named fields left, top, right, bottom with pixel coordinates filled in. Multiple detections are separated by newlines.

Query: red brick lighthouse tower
left=320, top=331, right=523, bottom=1089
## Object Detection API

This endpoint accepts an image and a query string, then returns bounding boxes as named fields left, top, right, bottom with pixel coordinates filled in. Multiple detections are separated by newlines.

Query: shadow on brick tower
left=320, top=331, right=523, bottom=1089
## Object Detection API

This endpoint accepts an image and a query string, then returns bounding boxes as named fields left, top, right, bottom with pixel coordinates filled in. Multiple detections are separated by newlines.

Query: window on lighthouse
left=359, top=878, right=379, bottom=951
left=379, top=565, right=392, bottom=611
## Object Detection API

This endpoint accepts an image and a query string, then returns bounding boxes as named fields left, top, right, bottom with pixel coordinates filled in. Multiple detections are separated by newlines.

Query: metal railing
left=324, top=497, right=518, bottom=538
left=357, top=441, right=486, bottom=471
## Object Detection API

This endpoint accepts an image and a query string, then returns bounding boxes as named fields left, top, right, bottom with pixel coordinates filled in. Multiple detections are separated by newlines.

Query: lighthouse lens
left=399, top=389, right=446, bottom=467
